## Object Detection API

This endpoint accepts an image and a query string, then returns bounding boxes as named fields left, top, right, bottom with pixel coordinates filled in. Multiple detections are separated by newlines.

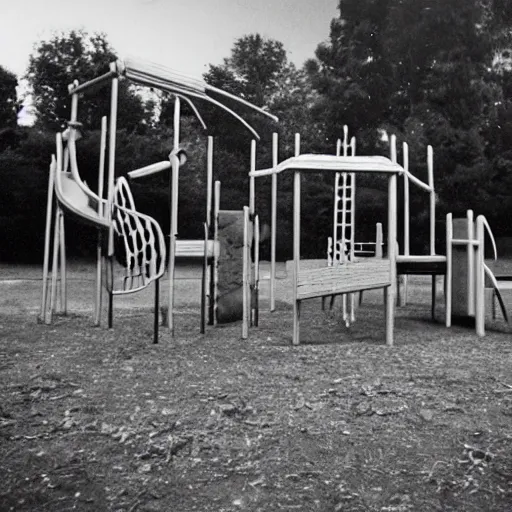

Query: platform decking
left=296, top=259, right=391, bottom=300
left=396, top=254, right=447, bottom=275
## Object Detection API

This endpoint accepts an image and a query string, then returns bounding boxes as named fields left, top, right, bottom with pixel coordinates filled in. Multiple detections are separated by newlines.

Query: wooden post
left=201, top=222, right=208, bottom=334
left=349, top=135, right=356, bottom=322
left=94, top=116, right=107, bottom=326
left=59, top=210, right=66, bottom=314
left=446, top=213, right=453, bottom=327
left=376, top=223, right=383, bottom=259
left=48, top=207, right=61, bottom=324
left=153, top=279, right=160, bottom=344
left=249, top=140, right=256, bottom=216
left=40, top=157, right=56, bottom=323
left=270, top=132, right=278, bottom=312
left=475, top=215, right=485, bottom=336
left=467, top=210, right=475, bottom=316
left=428, top=145, right=436, bottom=317
left=167, top=96, right=181, bottom=335
left=400, top=142, right=409, bottom=307
left=292, top=170, right=301, bottom=345
left=253, top=215, right=260, bottom=327
left=403, top=142, right=410, bottom=257
left=204, top=136, right=214, bottom=330
left=206, top=136, right=213, bottom=228
left=333, top=138, right=341, bottom=256
left=106, top=71, right=118, bottom=328
left=242, top=206, right=250, bottom=339
left=428, top=145, right=435, bottom=255
left=213, top=180, right=221, bottom=326
left=249, top=139, right=256, bottom=324
left=386, top=140, right=398, bottom=346
left=386, top=173, right=397, bottom=346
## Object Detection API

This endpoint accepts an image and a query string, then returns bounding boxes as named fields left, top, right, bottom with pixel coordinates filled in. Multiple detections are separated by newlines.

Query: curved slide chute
left=54, top=130, right=110, bottom=230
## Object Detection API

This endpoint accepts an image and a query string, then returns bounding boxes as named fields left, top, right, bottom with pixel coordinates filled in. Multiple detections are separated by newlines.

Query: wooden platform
left=297, top=259, right=391, bottom=300
left=396, top=255, right=447, bottom=275
left=175, top=240, right=218, bottom=261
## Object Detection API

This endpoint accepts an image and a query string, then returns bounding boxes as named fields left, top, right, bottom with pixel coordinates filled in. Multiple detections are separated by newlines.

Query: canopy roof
left=68, top=57, right=278, bottom=140
left=250, top=154, right=404, bottom=178
left=118, top=58, right=277, bottom=139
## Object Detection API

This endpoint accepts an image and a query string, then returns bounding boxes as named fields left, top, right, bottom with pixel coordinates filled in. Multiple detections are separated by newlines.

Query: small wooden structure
left=250, top=154, right=403, bottom=346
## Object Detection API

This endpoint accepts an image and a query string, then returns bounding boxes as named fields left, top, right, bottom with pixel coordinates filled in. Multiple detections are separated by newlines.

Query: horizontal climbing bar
left=128, top=161, right=171, bottom=180
left=68, top=70, right=118, bottom=96
left=451, top=239, right=480, bottom=246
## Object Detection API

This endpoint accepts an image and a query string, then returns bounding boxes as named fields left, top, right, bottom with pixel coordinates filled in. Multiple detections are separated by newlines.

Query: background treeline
left=1, top=0, right=512, bottom=263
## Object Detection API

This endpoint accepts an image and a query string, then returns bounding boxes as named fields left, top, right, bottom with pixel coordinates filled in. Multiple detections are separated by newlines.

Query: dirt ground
left=1, top=262, right=511, bottom=511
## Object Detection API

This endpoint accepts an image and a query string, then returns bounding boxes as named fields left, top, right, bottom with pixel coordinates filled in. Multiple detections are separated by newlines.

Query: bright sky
left=0, top=0, right=338, bottom=80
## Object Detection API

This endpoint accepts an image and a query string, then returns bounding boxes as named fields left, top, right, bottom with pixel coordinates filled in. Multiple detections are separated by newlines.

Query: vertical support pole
left=206, top=136, right=214, bottom=229
left=249, top=140, right=257, bottom=325
left=49, top=207, right=61, bottom=323
left=386, top=140, right=398, bottom=346
left=59, top=210, right=66, bottom=314
left=446, top=213, right=453, bottom=327
left=242, top=206, right=250, bottom=339
left=475, top=216, right=485, bottom=336
left=292, top=133, right=301, bottom=343
left=292, top=170, right=301, bottom=345
left=270, top=132, right=278, bottom=312
left=106, top=71, right=119, bottom=328
left=249, top=140, right=256, bottom=217
left=204, top=136, right=213, bottom=331
left=94, top=116, right=107, bottom=326
left=400, top=142, right=409, bottom=307
left=153, top=278, right=160, bottom=344
left=341, top=127, right=349, bottom=321
left=376, top=223, right=383, bottom=259
left=40, top=156, right=56, bottom=323
left=467, top=210, right=475, bottom=316
left=253, top=215, right=260, bottom=327
left=333, top=138, right=341, bottom=259
left=403, top=142, right=410, bottom=257
left=428, top=145, right=435, bottom=255
left=428, top=145, right=436, bottom=317
left=213, top=180, right=221, bottom=326
left=201, top=222, right=208, bottom=334
left=349, top=135, right=356, bottom=322
left=207, top=137, right=214, bottom=326
left=167, top=96, right=181, bottom=335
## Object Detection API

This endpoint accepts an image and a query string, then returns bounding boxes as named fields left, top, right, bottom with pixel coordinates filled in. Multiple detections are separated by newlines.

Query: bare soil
left=1, top=262, right=511, bottom=511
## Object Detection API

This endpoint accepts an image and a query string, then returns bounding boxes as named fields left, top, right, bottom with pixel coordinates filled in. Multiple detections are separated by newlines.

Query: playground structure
left=244, top=127, right=509, bottom=344
left=40, top=58, right=275, bottom=340
left=249, top=147, right=403, bottom=345
left=39, top=56, right=509, bottom=345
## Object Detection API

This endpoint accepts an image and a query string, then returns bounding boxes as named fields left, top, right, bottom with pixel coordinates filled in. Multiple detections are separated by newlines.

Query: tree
left=26, top=31, right=151, bottom=132
left=0, top=65, right=18, bottom=129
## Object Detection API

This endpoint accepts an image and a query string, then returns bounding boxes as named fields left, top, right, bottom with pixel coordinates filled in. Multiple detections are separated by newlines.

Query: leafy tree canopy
left=0, top=65, right=19, bottom=129
left=26, top=30, right=152, bottom=132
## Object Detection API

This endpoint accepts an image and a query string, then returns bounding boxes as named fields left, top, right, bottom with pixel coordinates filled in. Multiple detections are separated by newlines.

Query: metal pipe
left=68, top=69, right=118, bottom=96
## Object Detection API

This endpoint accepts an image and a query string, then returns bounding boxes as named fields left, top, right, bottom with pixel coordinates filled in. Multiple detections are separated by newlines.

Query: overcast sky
left=0, top=0, right=339, bottom=80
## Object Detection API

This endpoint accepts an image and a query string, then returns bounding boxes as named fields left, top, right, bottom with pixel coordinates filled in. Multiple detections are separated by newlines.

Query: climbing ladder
left=327, top=126, right=357, bottom=325
left=332, top=125, right=356, bottom=264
